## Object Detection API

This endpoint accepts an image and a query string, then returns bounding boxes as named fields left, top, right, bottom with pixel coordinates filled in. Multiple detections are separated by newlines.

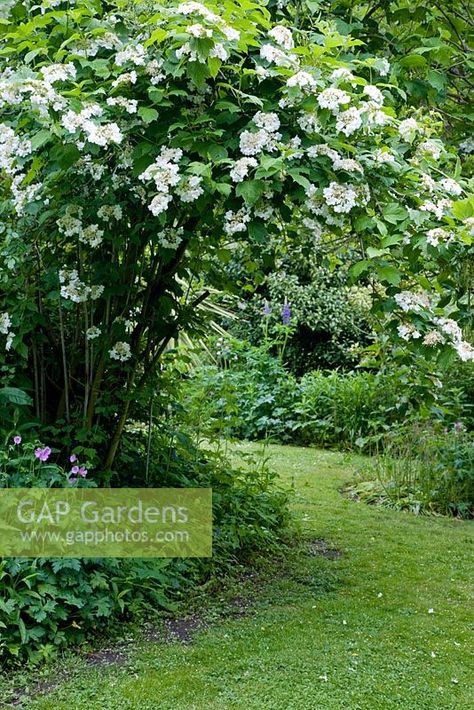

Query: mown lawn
left=2, top=444, right=473, bottom=709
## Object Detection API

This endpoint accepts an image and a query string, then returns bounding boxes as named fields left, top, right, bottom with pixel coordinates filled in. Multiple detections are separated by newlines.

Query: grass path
left=4, top=445, right=474, bottom=709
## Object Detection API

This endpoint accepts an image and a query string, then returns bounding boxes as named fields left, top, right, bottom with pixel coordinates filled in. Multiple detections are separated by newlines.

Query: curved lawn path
left=14, top=445, right=474, bottom=710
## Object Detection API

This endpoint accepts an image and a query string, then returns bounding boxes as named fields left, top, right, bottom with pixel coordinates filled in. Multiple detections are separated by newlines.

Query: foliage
left=348, top=423, right=474, bottom=518
left=183, top=338, right=301, bottom=441
left=295, top=369, right=404, bottom=449
left=0, top=0, right=472, bottom=468
left=185, top=336, right=474, bottom=451
left=0, top=556, right=187, bottom=664
left=229, top=250, right=375, bottom=373
left=0, top=416, right=290, bottom=665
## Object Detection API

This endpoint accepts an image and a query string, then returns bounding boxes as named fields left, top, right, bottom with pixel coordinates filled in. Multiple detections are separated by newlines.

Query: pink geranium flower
left=34, top=446, right=51, bottom=462
left=13, top=435, right=22, bottom=445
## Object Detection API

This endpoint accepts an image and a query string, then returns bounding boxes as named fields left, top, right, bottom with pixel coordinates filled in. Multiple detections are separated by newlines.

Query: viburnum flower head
left=398, top=118, right=419, bottom=141
left=287, top=71, right=317, bottom=89
left=109, top=341, right=132, bottom=362
left=230, top=157, right=258, bottom=182
left=253, top=111, right=280, bottom=132
left=336, top=107, right=362, bottom=136
left=363, top=85, right=384, bottom=105
left=317, top=88, right=350, bottom=113
left=323, top=182, right=358, bottom=213
left=268, top=25, right=294, bottom=50
left=239, top=129, right=270, bottom=156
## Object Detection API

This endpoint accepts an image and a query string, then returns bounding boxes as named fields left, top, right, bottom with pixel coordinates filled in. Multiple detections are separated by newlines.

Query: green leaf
left=0, top=387, right=33, bottom=406
left=376, top=264, right=402, bottom=285
left=288, top=169, right=311, bottom=190
left=145, top=28, right=167, bottom=46
left=367, top=247, right=387, bottom=258
left=138, top=107, right=159, bottom=124
left=383, top=203, right=408, bottom=224
left=349, top=260, right=370, bottom=279
left=30, top=129, right=52, bottom=151
left=398, top=54, right=428, bottom=69
left=451, top=197, right=474, bottom=220
left=236, top=180, right=266, bottom=205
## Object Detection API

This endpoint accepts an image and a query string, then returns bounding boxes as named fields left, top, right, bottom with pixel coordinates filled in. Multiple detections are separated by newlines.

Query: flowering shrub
left=0, top=0, right=472, bottom=466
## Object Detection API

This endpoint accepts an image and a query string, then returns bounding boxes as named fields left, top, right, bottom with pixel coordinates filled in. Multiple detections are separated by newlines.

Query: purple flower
left=282, top=303, right=291, bottom=325
left=263, top=301, right=272, bottom=317
left=71, top=465, right=79, bottom=474
left=13, top=435, right=22, bottom=445
left=34, top=446, right=51, bottom=462
left=78, top=466, right=88, bottom=478
left=69, top=476, right=77, bottom=485
left=69, top=454, right=77, bottom=463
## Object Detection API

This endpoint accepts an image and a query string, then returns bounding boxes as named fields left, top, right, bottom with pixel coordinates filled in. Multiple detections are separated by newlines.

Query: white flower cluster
left=0, top=312, right=14, bottom=351
left=109, top=341, right=132, bottom=362
left=115, top=44, right=146, bottom=67
left=59, top=269, right=104, bottom=303
left=97, top=204, right=123, bottom=222
left=297, top=111, right=320, bottom=133
left=0, top=120, right=41, bottom=214
left=268, top=26, right=294, bottom=50
left=398, top=118, right=420, bottom=141
left=176, top=175, right=203, bottom=202
left=86, top=326, right=101, bottom=340
left=146, top=59, right=166, bottom=85
left=57, top=206, right=104, bottom=248
left=420, top=198, right=452, bottom=219
left=434, top=318, right=474, bottom=361
left=40, top=63, right=76, bottom=84
left=335, top=107, right=362, bottom=136
left=417, top=140, right=443, bottom=161
left=239, top=112, right=281, bottom=156
left=62, top=104, right=123, bottom=147
left=260, top=44, right=296, bottom=68
left=426, top=228, right=453, bottom=247
left=112, top=71, right=137, bottom=88
left=363, top=85, right=384, bottom=106
left=317, top=88, right=350, bottom=113
left=397, top=323, right=421, bottom=341
left=230, top=157, right=258, bottom=182
left=0, top=123, right=31, bottom=175
left=106, top=96, right=138, bottom=113
left=287, top=71, right=317, bottom=89
left=394, top=290, right=431, bottom=312
left=224, top=208, right=251, bottom=235
left=175, top=2, right=240, bottom=54
left=188, top=23, right=212, bottom=38
left=156, top=227, right=184, bottom=249
left=139, top=147, right=203, bottom=215
left=322, top=182, right=358, bottom=213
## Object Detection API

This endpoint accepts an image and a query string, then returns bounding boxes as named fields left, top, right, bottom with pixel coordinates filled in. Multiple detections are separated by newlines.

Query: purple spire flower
left=263, top=301, right=272, bottom=316
left=34, top=446, right=51, bottom=462
left=13, top=435, right=22, bottom=445
left=282, top=303, right=291, bottom=325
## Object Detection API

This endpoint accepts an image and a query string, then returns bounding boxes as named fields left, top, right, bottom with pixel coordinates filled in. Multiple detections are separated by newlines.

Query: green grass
left=2, top=444, right=473, bottom=709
